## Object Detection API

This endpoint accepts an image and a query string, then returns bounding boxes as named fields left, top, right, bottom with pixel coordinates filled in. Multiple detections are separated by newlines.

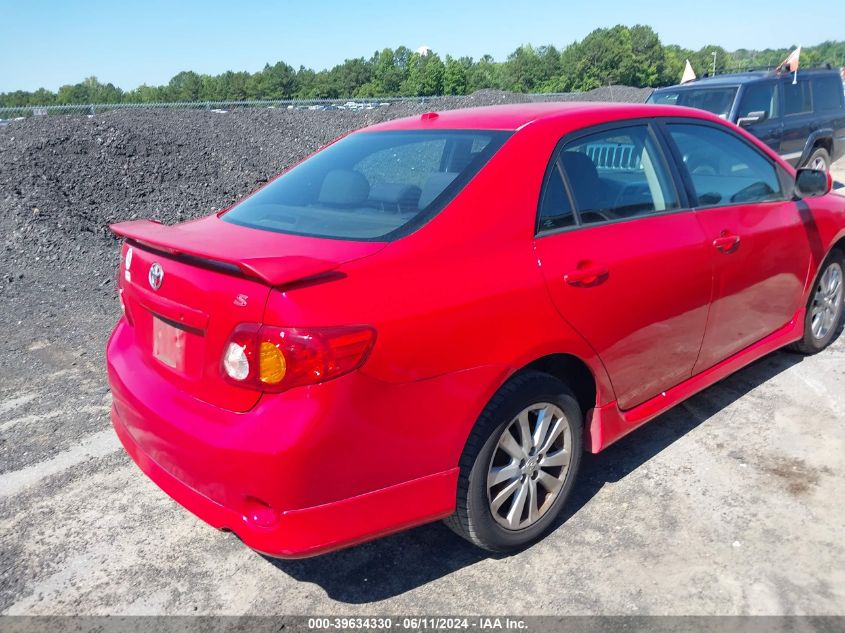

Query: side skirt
left=586, top=308, right=805, bottom=453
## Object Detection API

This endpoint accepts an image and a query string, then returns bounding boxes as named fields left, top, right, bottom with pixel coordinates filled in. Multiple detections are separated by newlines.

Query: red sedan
left=107, top=102, right=845, bottom=557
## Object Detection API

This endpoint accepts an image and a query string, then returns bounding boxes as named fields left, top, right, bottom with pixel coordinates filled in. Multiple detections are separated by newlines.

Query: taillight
left=221, top=323, right=376, bottom=392
left=117, top=245, right=134, bottom=325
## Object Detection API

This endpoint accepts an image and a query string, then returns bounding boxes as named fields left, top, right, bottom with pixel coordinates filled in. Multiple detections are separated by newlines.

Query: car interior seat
left=318, top=169, right=370, bottom=207
left=418, top=172, right=459, bottom=209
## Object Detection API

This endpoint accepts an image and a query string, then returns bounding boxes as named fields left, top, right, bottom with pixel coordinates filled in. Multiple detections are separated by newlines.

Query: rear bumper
left=106, top=318, right=498, bottom=557
left=112, top=407, right=457, bottom=557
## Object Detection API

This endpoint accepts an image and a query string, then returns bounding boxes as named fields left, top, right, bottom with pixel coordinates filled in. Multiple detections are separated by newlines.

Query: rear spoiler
left=109, top=219, right=341, bottom=287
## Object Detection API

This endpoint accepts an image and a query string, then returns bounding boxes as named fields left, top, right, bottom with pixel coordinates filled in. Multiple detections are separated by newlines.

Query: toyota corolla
left=107, top=103, right=845, bottom=557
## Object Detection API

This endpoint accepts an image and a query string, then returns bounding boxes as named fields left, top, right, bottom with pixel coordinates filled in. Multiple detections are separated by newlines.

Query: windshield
left=222, top=129, right=511, bottom=241
left=648, top=86, right=739, bottom=118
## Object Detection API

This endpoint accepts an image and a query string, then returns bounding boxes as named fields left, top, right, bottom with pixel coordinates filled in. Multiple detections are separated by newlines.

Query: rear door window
left=223, top=130, right=510, bottom=241
left=784, top=80, right=812, bottom=115
left=538, top=165, right=576, bottom=231
left=666, top=123, right=784, bottom=206
left=543, top=124, right=679, bottom=228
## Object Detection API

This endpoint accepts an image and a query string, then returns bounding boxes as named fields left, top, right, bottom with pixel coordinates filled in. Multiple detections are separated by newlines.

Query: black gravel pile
left=0, top=108, right=390, bottom=279
left=0, top=87, right=651, bottom=300
left=578, top=85, right=653, bottom=103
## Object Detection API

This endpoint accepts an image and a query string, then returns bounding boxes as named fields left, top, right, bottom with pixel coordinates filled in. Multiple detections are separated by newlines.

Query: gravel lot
left=1, top=89, right=844, bottom=616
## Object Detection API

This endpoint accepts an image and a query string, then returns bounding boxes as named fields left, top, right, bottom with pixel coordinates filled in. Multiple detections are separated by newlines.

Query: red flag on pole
left=777, top=47, right=801, bottom=84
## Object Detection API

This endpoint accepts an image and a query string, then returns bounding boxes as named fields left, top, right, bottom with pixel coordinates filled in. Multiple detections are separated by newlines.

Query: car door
left=735, top=81, right=783, bottom=154
left=779, top=78, right=814, bottom=166
left=660, top=121, right=812, bottom=373
left=534, top=122, right=712, bottom=410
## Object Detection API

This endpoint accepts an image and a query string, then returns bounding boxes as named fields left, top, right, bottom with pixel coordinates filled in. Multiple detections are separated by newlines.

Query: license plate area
left=152, top=316, right=186, bottom=371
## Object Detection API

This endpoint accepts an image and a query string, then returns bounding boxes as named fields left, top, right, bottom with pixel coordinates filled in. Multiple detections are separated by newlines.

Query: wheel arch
left=800, top=129, right=834, bottom=166
left=456, top=349, right=608, bottom=457
left=813, top=135, right=833, bottom=156
left=449, top=343, right=613, bottom=474
left=791, top=233, right=845, bottom=354
left=818, top=232, right=845, bottom=286
left=802, top=225, right=845, bottom=301
left=519, top=353, right=598, bottom=417
left=831, top=235, right=845, bottom=259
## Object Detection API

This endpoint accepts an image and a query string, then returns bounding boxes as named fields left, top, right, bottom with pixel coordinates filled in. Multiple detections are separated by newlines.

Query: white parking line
left=0, top=410, right=62, bottom=433
left=0, top=403, right=110, bottom=433
left=0, top=394, right=37, bottom=415
left=0, top=429, right=120, bottom=498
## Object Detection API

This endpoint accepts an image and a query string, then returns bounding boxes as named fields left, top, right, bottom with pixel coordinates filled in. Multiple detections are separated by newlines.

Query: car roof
left=362, top=101, right=714, bottom=132
left=676, top=72, right=771, bottom=87
left=654, top=68, right=843, bottom=91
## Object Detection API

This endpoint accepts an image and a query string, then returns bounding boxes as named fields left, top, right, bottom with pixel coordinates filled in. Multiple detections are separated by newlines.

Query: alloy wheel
left=811, top=262, right=843, bottom=340
left=486, top=403, right=573, bottom=531
left=810, top=156, right=828, bottom=171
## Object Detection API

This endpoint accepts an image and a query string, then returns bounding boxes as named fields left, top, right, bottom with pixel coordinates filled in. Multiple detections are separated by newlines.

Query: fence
left=0, top=97, right=422, bottom=119
left=585, top=143, right=642, bottom=170
left=0, top=92, right=588, bottom=120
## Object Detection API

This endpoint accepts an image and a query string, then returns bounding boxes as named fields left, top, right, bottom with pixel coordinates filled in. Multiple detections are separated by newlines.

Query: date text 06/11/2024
left=306, top=617, right=529, bottom=630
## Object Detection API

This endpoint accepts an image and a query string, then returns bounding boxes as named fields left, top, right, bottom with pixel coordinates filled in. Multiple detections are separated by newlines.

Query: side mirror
left=737, top=111, right=768, bottom=127
left=794, top=168, right=832, bottom=199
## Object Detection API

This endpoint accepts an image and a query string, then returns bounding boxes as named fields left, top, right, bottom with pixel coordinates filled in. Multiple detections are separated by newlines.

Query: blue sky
left=1, top=0, right=843, bottom=92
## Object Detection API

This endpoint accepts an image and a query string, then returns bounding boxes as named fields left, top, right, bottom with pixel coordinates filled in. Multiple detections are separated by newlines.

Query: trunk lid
left=112, top=215, right=386, bottom=412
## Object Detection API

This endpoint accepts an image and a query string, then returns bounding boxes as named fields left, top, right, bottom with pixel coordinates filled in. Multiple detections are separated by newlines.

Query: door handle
left=564, top=264, right=609, bottom=286
left=713, top=233, right=741, bottom=253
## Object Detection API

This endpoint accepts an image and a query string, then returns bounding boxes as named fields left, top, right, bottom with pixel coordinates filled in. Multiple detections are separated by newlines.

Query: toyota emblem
left=148, top=262, right=164, bottom=290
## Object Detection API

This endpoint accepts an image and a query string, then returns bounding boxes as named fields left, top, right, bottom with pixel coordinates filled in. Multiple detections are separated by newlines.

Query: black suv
left=648, top=69, right=845, bottom=171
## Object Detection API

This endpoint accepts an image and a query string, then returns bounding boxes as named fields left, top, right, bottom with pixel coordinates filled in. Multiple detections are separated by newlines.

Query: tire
left=789, top=249, right=844, bottom=354
left=805, top=146, right=831, bottom=172
left=444, top=371, right=582, bottom=553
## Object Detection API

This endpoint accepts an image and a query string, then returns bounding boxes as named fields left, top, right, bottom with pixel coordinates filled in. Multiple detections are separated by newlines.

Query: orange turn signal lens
left=258, top=341, right=286, bottom=384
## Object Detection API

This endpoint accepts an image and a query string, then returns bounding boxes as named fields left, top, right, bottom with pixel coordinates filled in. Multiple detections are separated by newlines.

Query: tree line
left=2, top=25, right=844, bottom=107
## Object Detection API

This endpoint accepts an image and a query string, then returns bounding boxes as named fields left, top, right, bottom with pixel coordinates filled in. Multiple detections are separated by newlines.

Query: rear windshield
left=222, top=129, right=511, bottom=241
left=648, top=87, right=738, bottom=118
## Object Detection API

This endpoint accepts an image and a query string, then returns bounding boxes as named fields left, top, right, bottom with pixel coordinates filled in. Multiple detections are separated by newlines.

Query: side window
left=667, top=123, right=784, bottom=207
left=649, top=91, right=679, bottom=105
left=812, top=76, right=844, bottom=111
left=556, top=125, right=679, bottom=226
left=784, top=80, right=812, bottom=115
left=538, top=165, right=576, bottom=231
left=737, top=83, right=778, bottom=118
